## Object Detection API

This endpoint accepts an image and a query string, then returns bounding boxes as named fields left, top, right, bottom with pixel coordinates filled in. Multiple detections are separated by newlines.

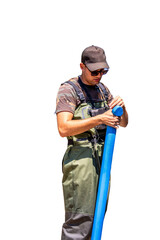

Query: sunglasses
left=85, top=65, right=109, bottom=76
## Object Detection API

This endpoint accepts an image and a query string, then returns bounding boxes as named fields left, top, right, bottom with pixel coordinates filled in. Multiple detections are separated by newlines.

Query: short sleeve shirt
left=56, top=76, right=113, bottom=114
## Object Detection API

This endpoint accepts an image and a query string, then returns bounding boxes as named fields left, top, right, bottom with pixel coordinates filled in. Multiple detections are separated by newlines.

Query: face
left=80, top=63, right=105, bottom=86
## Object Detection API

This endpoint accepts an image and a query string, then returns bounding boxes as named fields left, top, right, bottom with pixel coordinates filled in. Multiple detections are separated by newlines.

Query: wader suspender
left=64, top=80, right=86, bottom=103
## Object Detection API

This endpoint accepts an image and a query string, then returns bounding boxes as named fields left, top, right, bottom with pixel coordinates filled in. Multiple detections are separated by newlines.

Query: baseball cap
left=81, top=45, right=109, bottom=71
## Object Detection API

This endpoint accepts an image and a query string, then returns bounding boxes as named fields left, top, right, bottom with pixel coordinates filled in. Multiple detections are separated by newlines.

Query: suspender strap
left=98, top=82, right=108, bottom=101
left=65, top=80, right=86, bottom=103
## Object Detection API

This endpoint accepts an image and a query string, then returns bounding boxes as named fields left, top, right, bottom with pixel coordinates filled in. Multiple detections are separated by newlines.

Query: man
left=56, top=45, right=128, bottom=240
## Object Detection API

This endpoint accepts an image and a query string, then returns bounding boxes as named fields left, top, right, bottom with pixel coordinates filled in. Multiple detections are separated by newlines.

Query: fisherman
left=56, top=45, right=128, bottom=240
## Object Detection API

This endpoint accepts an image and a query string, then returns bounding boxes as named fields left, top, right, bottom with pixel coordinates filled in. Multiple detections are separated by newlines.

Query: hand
left=101, top=109, right=120, bottom=129
left=108, top=96, right=128, bottom=127
left=109, top=96, right=125, bottom=109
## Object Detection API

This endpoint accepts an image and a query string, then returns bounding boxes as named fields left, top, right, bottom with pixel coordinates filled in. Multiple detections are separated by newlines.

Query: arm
left=57, top=110, right=120, bottom=137
left=109, top=96, right=128, bottom=127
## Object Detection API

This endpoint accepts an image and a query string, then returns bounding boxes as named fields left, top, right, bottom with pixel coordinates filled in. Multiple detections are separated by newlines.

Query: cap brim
left=86, top=62, right=109, bottom=71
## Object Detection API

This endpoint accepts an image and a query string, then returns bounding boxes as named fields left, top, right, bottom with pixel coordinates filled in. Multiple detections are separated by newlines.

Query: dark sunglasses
left=85, top=65, right=109, bottom=76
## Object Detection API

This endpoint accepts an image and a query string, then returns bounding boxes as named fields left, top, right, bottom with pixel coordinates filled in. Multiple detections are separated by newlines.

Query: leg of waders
left=61, top=145, right=98, bottom=240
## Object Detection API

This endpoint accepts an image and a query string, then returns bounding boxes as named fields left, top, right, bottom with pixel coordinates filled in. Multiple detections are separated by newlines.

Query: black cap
left=81, top=45, right=109, bottom=71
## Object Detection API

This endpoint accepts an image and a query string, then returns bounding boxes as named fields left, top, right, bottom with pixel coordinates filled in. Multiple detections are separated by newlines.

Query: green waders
left=61, top=81, right=111, bottom=240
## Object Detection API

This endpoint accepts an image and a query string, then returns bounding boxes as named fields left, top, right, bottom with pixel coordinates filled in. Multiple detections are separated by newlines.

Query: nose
left=98, top=72, right=103, bottom=77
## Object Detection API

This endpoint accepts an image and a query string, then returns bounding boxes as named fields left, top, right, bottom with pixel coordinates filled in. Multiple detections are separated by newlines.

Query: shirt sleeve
left=56, top=83, right=78, bottom=114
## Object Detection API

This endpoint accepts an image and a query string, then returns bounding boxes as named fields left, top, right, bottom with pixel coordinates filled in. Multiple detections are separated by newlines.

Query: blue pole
left=91, top=106, right=123, bottom=240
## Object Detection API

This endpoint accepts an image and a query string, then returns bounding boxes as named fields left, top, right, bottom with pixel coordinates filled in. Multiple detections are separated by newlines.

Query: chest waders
left=61, top=78, right=111, bottom=240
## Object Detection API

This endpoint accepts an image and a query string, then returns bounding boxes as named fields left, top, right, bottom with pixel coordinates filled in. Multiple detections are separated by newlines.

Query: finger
left=114, top=98, right=123, bottom=106
left=113, top=124, right=119, bottom=129
left=109, top=97, right=124, bottom=109
left=109, top=96, right=120, bottom=108
left=117, top=99, right=124, bottom=107
left=110, top=118, right=120, bottom=128
left=115, top=120, right=120, bottom=126
left=108, top=122, right=118, bottom=129
left=110, top=120, right=119, bottom=129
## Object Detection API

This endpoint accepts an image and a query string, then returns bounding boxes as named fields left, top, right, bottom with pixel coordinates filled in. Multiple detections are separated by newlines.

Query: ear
left=80, top=63, right=85, bottom=70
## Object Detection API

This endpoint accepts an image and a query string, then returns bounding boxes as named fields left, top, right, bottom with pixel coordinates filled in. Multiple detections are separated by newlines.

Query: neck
left=80, top=74, right=93, bottom=86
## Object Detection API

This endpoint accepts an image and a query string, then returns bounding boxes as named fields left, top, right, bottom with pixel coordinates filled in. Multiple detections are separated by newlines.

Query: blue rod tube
left=91, top=106, right=123, bottom=240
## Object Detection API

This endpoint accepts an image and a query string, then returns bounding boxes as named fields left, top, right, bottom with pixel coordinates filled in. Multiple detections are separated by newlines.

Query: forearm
left=57, top=114, right=102, bottom=137
left=120, top=106, right=128, bottom=127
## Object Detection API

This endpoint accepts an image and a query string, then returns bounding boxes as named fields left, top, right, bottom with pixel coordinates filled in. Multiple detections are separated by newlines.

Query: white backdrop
left=0, top=0, right=160, bottom=239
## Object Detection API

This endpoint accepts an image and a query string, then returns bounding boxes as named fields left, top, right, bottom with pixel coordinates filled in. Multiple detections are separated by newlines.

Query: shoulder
left=57, top=77, right=79, bottom=97
left=56, top=77, right=80, bottom=114
left=61, top=77, right=79, bottom=89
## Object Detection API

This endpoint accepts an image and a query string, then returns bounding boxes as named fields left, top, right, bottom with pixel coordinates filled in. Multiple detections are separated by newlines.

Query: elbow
left=120, top=110, right=128, bottom=127
left=57, top=112, right=74, bottom=137
left=125, top=116, right=129, bottom=127
left=123, top=121, right=128, bottom=128
left=121, top=118, right=128, bottom=128
left=59, top=132, right=67, bottom=138
left=58, top=127, right=68, bottom=138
